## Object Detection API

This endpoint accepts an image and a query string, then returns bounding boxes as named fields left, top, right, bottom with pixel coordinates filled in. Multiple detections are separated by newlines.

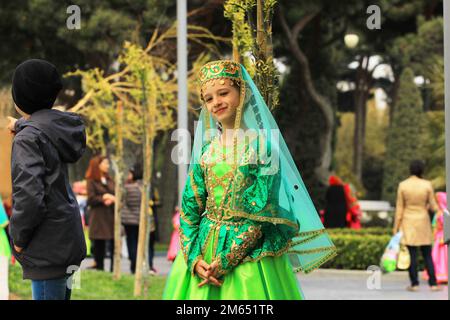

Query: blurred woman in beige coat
left=393, top=160, right=441, bottom=292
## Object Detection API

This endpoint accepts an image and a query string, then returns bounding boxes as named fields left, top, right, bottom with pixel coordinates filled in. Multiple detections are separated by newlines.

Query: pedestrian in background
left=122, top=163, right=143, bottom=274
left=424, top=191, right=448, bottom=284
left=167, top=206, right=180, bottom=262
left=86, top=155, right=115, bottom=272
left=393, top=160, right=442, bottom=292
left=122, top=163, right=159, bottom=275
left=322, top=176, right=348, bottom=228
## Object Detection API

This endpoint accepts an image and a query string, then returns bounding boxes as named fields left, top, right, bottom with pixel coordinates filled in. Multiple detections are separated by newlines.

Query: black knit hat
left=12, top=59, right=63, bottom=115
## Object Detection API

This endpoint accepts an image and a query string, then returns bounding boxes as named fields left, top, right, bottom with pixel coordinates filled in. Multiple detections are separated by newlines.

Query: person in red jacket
left=321, top=176, right=362, bottom=229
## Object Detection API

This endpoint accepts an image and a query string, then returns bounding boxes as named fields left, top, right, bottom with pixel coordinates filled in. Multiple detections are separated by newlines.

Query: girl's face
left=202, top=79, right=240, bottom=128
left=99, top=158, right=110, bottom=175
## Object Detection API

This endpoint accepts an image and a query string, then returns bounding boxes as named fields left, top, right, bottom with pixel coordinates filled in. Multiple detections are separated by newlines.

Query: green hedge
left=326, top=227, right=391, bottom=236
left=322, top=228, right=425, bottom=270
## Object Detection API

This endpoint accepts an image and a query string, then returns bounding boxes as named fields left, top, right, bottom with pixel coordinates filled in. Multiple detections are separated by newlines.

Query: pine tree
left=382, top=68, right=425, bottom=204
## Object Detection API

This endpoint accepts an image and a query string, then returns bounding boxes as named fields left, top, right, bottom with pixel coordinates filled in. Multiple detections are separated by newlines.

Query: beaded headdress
left=197, top=60, right=243, bottom=88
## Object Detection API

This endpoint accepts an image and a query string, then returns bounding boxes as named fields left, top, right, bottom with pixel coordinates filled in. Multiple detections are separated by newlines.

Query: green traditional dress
left=163, top=60, right=336, bottom=300
left=163, top=137, right=303, bottom=300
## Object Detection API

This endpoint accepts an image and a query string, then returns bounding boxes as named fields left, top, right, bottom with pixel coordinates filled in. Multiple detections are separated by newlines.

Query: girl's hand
left=206, top=260, right=220, bottom=279
left=195, top=259, right=222, bottom=287
left=14, top=245, right=23, bottom=253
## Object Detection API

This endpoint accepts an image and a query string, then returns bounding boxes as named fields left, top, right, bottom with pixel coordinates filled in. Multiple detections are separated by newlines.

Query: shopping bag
left=396, top=244, right=410, bottom=270
left=380, top=231, right=402, bottom=273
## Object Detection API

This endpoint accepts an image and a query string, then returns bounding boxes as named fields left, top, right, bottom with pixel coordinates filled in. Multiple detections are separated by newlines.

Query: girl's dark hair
left=409, top=160, right=425, bottom=178
left=130, top=162, right=143, bottom=181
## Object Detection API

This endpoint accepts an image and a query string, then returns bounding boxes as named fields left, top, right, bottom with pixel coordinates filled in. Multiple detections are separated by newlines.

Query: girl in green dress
left=163, top=60, right=337, bottom=300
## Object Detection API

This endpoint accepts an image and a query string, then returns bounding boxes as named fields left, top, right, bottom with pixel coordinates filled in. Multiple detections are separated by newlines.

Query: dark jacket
left=9, top=109, right=87, bottom=280
left=323, top=185, right=348, bottom=228
left=87, top=178, right=115, bottom=240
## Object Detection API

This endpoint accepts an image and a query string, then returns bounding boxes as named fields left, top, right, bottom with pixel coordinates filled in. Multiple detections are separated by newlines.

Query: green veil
left=191, top=60, right=337, bottom=273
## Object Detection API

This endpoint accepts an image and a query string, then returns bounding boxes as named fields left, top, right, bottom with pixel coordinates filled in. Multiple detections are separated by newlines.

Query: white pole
left=177, top=0, right=188, bottom=207
left=0, top=256, right=8, bottom=300
left=443, top=0, right=450, bottom=299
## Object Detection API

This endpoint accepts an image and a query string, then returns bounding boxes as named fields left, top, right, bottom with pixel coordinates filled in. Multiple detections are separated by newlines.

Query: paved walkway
left=298, top=269, right=447, bottom=300
left=80, top=252, right=448, bottom=300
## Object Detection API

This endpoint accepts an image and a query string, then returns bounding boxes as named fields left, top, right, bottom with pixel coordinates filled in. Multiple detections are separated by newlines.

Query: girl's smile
left=213, top=106, right=228, bottom=115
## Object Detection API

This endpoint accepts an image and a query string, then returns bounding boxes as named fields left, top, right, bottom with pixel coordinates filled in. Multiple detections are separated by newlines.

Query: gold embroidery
left=242, top=240, right=293, bottom=263
left=225, top=225, right=262, bottom=268
left=198, top=60, right=242, bottom=86
left=205, top=215, right=246, bottom=226
left=201, top=226, right=215, bottom=257
left=215, top=255, right=226, bottom=276
left=289, top=246, right=338, bottom=255
left=291, top=230, right=326, bottom=246
left=297, top=229, right=326, bottom=237
left=292, top=248, right=338, bottom=274
left=179, top=227, right=190, bottom=262
left=212, top=228, right=220, bottom=259
left=189, top=171, right=205, bottom=213
left=227, top=208, right=299, bottom=230
left=180, top=209, right=194, bottom=226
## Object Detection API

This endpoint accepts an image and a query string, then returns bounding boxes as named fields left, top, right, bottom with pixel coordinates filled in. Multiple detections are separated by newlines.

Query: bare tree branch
left=277, top=5, right=334, bottom=183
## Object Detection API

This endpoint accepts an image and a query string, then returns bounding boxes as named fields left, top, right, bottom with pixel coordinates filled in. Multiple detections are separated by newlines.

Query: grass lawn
left=9, top=264, right=167, bottom=300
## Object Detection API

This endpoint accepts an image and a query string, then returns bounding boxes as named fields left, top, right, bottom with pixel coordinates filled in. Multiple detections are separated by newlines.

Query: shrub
left=323, top=228, right=425, bottom=270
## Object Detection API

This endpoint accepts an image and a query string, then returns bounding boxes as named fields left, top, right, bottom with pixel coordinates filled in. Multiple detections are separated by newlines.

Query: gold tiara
left=197, top=60, right=243, bottom=88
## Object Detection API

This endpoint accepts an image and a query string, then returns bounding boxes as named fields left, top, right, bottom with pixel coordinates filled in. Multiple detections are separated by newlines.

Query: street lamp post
left=345, top=32, right=366, bottom=182
left=177, top=0, right=188, bottom=207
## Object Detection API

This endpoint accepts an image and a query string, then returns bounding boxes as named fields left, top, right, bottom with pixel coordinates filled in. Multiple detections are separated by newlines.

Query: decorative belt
left=205, top=214, right=246, bottom=226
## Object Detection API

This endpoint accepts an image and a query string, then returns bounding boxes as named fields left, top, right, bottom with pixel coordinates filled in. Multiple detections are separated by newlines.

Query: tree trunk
left=154, top=133, right=179, bottom=244
left=352, top=56, right=372, bottom=182
left=112, top=101, right=124, bottom=280
left=133, top=142, right=150, bottom=296
left=134, top=72, right=155, bottom=297
left=353, top=90, right=364, bottom=181
left=134, top=69, right=159, bottom=296
left=278, top=8, right=334, bottom=184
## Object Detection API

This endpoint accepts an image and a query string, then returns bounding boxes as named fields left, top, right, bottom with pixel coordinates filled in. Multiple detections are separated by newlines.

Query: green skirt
left=163, top=230, right=304, bottom=300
